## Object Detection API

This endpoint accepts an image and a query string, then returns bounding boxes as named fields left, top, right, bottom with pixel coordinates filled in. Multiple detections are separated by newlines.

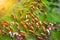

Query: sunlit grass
left=0, top=0, right=16, bottom=16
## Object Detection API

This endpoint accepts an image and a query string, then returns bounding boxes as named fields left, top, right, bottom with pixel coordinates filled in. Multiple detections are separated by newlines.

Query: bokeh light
left=0, top=0, right=16, bottom=16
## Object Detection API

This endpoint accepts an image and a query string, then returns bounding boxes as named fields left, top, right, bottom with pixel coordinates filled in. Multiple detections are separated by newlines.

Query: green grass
left=0, top=0, right=60, bottom=40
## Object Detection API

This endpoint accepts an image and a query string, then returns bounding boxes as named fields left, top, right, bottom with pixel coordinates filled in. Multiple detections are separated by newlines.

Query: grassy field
left=0, top=0, right=60, bottom=40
